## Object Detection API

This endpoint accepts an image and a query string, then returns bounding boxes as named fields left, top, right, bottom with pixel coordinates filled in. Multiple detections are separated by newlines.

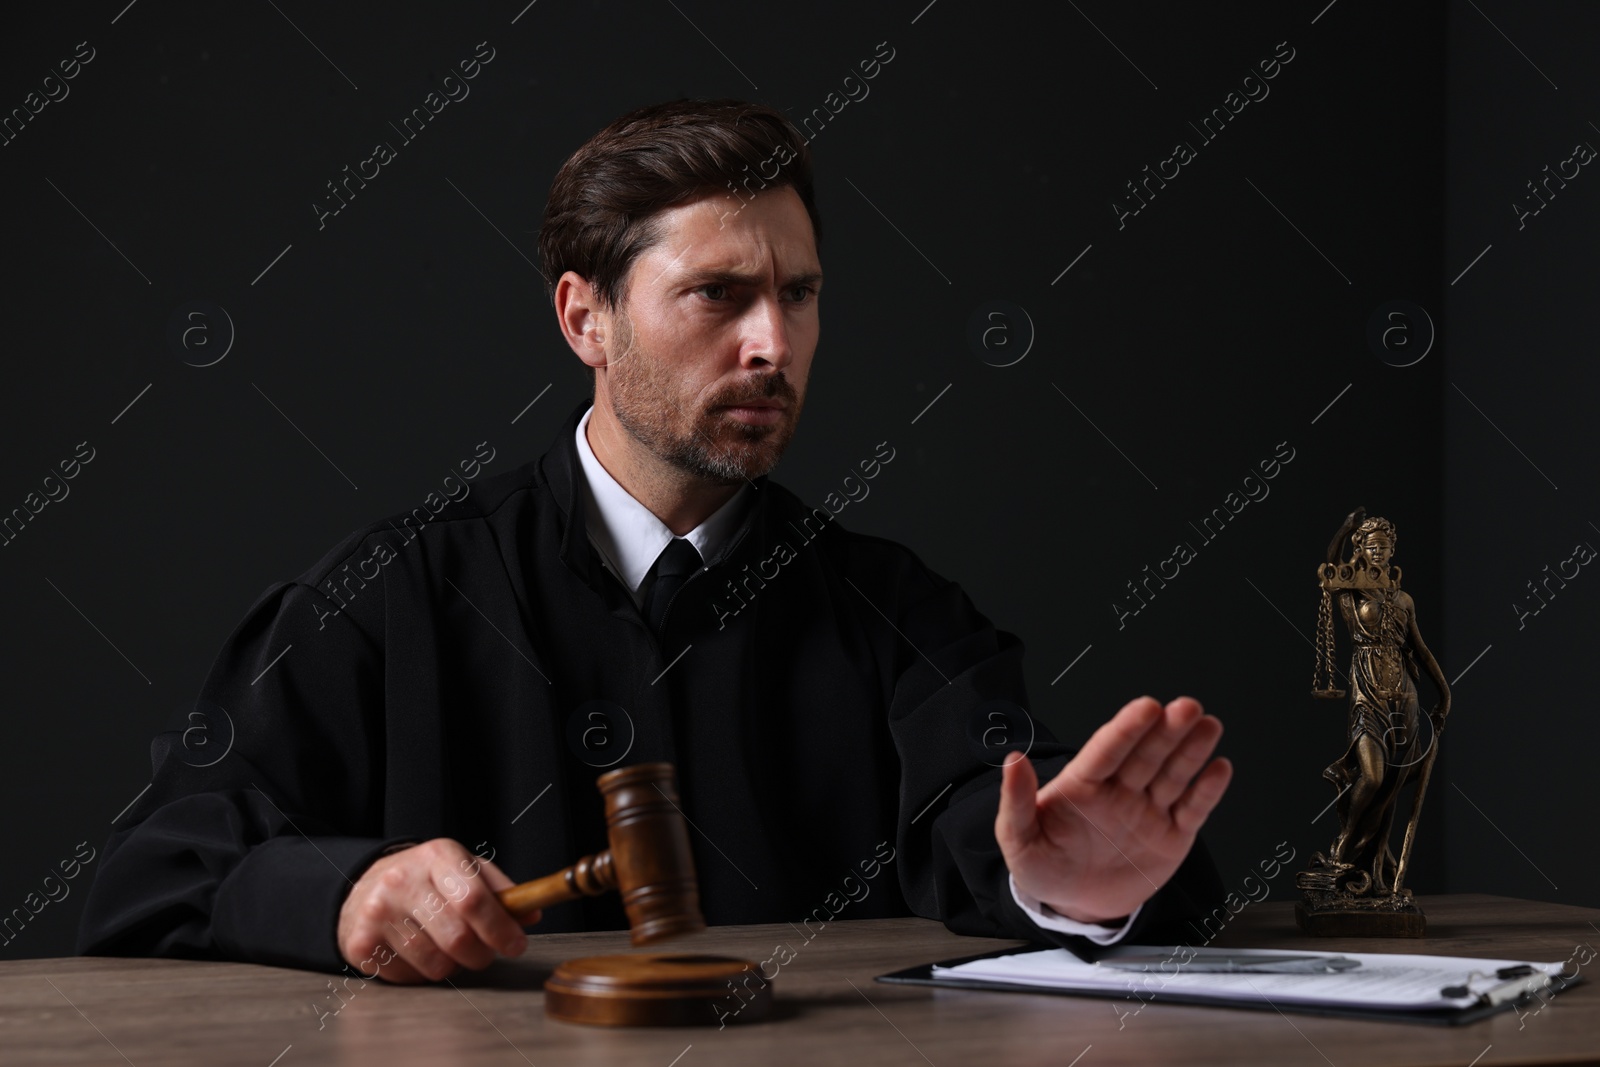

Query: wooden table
left=5, top=895, right=1596, bottom=1066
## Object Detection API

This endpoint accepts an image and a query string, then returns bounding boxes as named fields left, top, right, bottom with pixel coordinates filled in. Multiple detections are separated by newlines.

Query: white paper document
left=930, top=944, right=1567, bottom=1012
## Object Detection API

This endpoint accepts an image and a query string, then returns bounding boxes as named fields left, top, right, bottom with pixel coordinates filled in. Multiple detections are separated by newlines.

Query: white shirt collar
left=574, top=405, right=751, bottom=606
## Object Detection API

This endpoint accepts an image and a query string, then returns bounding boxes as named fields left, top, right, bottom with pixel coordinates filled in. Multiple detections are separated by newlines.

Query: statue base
left=1295, top=893, right=1425, bottom=938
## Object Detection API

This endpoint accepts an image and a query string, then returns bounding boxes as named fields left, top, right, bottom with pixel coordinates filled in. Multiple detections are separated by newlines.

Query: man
left=79, top=99, right=1231, bottom=983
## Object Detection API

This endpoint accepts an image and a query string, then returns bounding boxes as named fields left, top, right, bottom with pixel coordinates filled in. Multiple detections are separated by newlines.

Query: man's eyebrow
left=674, top=267, right=824, bottom=289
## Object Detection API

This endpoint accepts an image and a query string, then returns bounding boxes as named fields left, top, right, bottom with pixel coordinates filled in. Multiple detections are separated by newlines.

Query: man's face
left=601, top=185, right=821, bottom=485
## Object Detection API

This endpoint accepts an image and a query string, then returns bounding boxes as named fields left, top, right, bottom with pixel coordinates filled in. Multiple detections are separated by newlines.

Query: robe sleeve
left=76, top=544, right=412, bottom=974
left=882, top=558, right=1225, bottom=951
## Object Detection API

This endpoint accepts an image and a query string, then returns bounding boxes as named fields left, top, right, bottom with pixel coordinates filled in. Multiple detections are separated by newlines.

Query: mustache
left=710, top=375, right=796, bottom=408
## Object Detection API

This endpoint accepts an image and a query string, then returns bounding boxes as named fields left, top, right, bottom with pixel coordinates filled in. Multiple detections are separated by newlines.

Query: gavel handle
left=496, top=849, right=616, bottom=922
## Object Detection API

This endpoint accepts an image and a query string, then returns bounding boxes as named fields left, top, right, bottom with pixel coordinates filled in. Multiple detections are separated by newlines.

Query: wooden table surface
left=4, top=894, right=1597, bottom=1066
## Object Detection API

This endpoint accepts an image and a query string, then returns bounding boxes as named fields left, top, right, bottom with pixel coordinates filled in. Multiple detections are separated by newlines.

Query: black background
left=1, top=0, right=1592, bottom=963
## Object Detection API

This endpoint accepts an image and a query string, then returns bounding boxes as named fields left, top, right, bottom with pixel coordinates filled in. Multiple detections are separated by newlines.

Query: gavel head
left=598, top=762, right=707, bottom=946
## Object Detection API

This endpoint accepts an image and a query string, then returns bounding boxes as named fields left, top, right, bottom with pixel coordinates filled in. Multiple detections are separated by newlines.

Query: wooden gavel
left=496, top=762, right=706, bottom=946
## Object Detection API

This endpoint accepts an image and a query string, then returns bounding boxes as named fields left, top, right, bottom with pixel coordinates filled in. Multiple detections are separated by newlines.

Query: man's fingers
left=1065, top=696, right=1164, bottom=784
left=1110, top=697, right=1207, bottom=793
left=430, top=908, right=498, bottom=971
left=337, top=838, right=541, bottom=983
left=368, top=862, right=459, bottom=981
left=339, top=931, right=410, bottom=986
left=369, top=952, right=429, bottom=985
left=1147, top=714, right=1223, bottom=810
left=438, top=862, right=528, bottom=959
left=476, top=857, right=516, bottom=892
left=476, top=857, right=542, bottom=926
left=387, top=915, right=461, bottom=981
left=995, top=751, right=1040, bottom=849
left=1172, top=757, right=1233, bottom=835
left=346, top=941, right=429, bottom=985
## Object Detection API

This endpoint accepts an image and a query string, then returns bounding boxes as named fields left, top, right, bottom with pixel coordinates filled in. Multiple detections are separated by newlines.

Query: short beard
left=606, top=310, right=798, bottom=486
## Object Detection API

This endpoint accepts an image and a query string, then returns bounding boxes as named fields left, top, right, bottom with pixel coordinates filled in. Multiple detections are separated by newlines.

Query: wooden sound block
left=544, top=954, right=772, bottom=1027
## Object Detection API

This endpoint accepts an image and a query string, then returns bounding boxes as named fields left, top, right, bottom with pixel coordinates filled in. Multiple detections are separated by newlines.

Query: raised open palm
left=997, top=695, right=1233, bottom=924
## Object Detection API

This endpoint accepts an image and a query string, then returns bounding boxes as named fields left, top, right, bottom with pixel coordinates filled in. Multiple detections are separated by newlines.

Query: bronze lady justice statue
left=1296, top=508, right=1452, bottom=935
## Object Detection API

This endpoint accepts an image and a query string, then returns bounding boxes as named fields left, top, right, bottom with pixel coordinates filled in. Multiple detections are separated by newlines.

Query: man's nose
left=738, top=297, right=794, bottom=371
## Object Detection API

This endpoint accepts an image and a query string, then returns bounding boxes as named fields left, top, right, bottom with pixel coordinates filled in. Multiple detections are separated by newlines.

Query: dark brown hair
left=538, top=98, right=822, bottom=332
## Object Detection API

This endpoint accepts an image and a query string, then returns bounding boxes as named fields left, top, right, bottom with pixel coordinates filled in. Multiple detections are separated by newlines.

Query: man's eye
left=695, top=284, right=815, bottom=304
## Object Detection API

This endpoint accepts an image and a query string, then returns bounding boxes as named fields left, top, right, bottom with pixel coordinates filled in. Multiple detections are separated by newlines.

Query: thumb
left=996, top=751, right=1040, bottom=850
left=476, top=856, right=516, bottom=892
left=479, top=858, right=543, bottom=927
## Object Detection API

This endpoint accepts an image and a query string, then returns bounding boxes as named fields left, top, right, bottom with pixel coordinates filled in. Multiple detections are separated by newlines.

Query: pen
left=1100, top=953, right=1363, bottom=974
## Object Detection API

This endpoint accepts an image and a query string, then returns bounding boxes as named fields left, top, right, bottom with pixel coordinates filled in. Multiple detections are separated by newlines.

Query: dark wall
left=2, top=0, right=1508, bottom=963
left=1441, top=3, right=1600, bottom=907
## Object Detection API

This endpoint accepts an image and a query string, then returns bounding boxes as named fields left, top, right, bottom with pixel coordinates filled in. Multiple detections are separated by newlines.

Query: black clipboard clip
left=1441, top=964, right=1553, bottom=1008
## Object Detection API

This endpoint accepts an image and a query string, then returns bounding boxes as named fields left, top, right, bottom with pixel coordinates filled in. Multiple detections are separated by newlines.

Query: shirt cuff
left=1008, top=872, right=1142, bottom=944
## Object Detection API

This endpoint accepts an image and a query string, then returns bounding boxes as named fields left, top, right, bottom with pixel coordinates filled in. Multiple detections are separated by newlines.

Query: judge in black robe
left=76, top=397, right=1223, bottom=975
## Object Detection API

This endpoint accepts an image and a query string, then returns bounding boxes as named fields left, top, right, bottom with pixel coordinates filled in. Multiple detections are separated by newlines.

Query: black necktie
left=643, top=537, right=702, bottom=636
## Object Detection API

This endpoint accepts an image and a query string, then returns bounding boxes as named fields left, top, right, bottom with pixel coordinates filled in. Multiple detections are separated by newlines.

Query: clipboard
left=877, top=946, right=1585, bottom=1026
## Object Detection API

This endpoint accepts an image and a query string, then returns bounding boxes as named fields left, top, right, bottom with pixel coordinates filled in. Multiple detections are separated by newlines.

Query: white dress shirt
left=572, top=406, right=1138, bottom=943
left=574, top=406, right=752, bottom=610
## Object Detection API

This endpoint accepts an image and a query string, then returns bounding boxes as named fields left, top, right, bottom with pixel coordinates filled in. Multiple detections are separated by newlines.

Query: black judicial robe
left=78, top=399, right=1223, bottom=973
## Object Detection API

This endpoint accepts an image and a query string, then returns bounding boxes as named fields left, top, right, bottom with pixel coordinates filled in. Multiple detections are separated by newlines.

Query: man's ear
left=555, top=270, right=609, bottom=372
